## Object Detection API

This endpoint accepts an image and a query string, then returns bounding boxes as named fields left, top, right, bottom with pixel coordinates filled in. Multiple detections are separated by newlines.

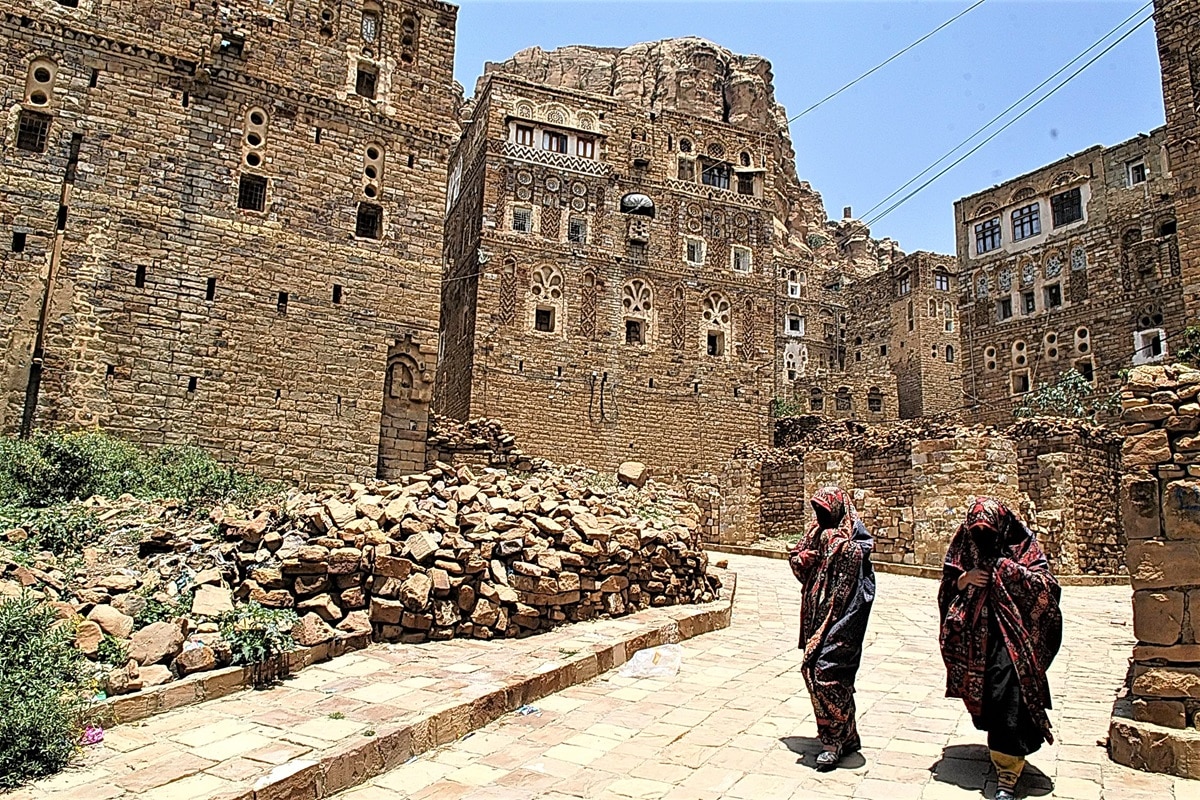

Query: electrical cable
left=787, top=0, right=990, bottom=124
left=864, top=10, right=1156, bottom=228
left=859, top=0, right=1154, bottom=223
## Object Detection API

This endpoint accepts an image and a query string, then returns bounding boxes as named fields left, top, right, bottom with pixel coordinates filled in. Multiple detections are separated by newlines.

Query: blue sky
left=450, top=1, right=1164, bottom=255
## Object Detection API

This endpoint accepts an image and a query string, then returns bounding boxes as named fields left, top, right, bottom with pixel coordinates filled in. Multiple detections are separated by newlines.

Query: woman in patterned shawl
left=938, top=497, right=1063, bottom=800
left=788, top=486, right=876, bottom=771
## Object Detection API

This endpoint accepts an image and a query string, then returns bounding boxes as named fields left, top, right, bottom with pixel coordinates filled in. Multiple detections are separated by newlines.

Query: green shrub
left=217, top=602, right=297, bottom=668
left=0, top=431, right=142, bottom=508
left=1013, top=369, right=1119, bottom=422
left=0, top=593, right=90, bottom=788
left=0, top=430, right=278, bottom=510
left=770, top=397, right=807, bottom=418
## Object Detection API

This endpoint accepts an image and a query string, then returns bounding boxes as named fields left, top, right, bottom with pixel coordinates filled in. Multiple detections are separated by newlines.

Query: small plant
left=1175, top=326, right=1200, bottom=369
left=328, top=712, right=346, bottom=720
left=8, top=505, right=101, bottom=557
left=95, top=635, right=128, bottom=668
left=0, top=592, right=91, bottom=787
left=806, top=232, right=829, bottom=250
left=133, top=593, right=190, bottom=629
left=217, top=602, right=297, bottom=686
left=770, top=397, right=807, bottom=418
left=1013, top=369, right=1119, bottom=422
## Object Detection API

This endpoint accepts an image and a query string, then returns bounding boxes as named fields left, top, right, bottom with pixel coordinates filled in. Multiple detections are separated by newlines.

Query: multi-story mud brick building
left=436, top=39, right=957, bottom=476
left=954, top=128, right=1185, bottom=424
left=0, top=0, right=459, bottom=482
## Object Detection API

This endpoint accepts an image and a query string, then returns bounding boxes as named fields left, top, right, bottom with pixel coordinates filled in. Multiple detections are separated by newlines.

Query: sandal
left=814, top=747, right=841, bottom=771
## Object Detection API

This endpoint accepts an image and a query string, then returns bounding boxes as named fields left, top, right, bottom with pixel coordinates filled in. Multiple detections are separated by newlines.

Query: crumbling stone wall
left=0, top=0, right=459, bottom=484
left=723, top=417, right=1123, bottom=575
left=1116, top=366, right=1200, bottom=730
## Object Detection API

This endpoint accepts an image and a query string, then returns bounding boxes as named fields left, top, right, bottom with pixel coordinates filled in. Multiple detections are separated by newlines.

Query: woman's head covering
left=963, top=497, right=1024, bottom=561
left=809, top=486, right=859, bottom=542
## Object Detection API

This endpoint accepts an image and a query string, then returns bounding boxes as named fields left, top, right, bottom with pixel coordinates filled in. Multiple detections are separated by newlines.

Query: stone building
left=954, top=128, right=1184, bottom=424
left=436, top=39, right=941, bottom=476
left=0, top=0, right=459, bottom=483
left=1154, top=0, right=1200, bottom=321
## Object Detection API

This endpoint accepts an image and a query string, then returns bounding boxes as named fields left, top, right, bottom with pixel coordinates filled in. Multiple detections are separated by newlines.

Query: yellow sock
left=990, top=750, right=1025, bottom=791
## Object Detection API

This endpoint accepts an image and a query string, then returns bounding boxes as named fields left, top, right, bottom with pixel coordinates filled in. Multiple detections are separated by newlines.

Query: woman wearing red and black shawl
left=788, top=486, right=876, bottom=771
left=938, top=497, right=1063, bottom=800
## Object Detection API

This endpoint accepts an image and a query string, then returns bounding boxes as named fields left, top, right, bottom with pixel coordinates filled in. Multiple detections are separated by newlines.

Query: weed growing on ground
left=0, top=593, right=91, bottom=788
left=217, top=602, right=297, bottom=667
left=95, top=635, right=129, bottom=668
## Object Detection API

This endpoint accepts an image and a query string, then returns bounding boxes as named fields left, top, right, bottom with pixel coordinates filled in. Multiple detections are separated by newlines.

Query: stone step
left=11, top=573, right=734, bottom=800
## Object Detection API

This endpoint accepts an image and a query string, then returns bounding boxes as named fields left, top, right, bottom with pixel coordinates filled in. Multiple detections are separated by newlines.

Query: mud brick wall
left=854, top=445, right=914, bottom=564
left=1119, top=365, right=1200, bottom=731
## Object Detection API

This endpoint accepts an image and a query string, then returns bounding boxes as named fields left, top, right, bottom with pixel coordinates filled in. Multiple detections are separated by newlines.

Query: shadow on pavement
left=930, top=744, right=1053, bottom=797
left=780, top=736, right=867, bottom=771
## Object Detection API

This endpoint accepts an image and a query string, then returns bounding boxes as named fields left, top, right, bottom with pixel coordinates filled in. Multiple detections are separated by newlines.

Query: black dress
left=973, top=608, right=1046, bottom=757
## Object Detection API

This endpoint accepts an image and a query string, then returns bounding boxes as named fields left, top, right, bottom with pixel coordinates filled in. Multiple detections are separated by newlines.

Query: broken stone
left=292, top=613, right=337, bottom=647
left=191, top=584, right=234, bottom=618
left=87, top=604, right=135, bottom=639
left=130, top=621, right=185, bottom=665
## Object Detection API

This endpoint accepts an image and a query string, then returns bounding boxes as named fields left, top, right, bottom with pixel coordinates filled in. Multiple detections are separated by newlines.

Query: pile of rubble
left=425, top=414, right=533, bottom=471
left=243, top=459, right=715, bottom=644
left=0, top=459, right=718, bottom=696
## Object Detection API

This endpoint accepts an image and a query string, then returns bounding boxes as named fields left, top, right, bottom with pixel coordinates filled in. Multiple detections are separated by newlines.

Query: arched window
left=835, top=387, right=852, bottom=412
left=361, top=3, right=381, bottom=43
left=620, top=193, right=655, bottom=218
left=943, top=301, right=954, bottom=332
left=945, top=345, right=955, bottom=363
left=928, top=298, right=937, bottom=318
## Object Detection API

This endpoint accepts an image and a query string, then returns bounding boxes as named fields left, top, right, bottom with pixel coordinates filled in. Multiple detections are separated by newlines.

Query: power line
left=859, top=0, right=1154, bottom=222
left=787, top=0, right=989, bottom=124
left=864, top=10, right=1156, bottom=229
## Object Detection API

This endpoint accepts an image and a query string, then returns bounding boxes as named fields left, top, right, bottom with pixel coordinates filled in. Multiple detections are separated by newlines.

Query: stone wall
left=0, top=0, right=459, bottom=484
left=1108, top=365, right=1200, bottom=775
left=720, top=417, right=1124, bottom=575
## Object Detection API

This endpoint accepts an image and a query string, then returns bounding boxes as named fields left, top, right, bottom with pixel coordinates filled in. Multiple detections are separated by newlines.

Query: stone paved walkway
left=336, top=554, right=1197, bottom=800
left=10, top=593, right=730, bottom=800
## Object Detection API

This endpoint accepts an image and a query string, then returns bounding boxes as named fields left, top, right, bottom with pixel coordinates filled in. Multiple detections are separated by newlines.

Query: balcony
left=499, top=141, right=610, bottom=178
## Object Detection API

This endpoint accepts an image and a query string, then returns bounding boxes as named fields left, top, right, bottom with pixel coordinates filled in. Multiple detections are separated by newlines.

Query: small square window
left=1075, top=358, right=1095, bottom=382
left=898, top=275, right=911, bottom=295
left=975, top=218, right=1001, bottom=254
left=12, top=232, right=27, bottom=253
left=880, top=344, right=888, bottom=357
left=625, top=319, right=643, bottom=345
left=576, top=137, right=595, bottom=158
left=787, top=280, right=802, bottom=298
left=16, top=110, right=52, bottom=153
left=1133, top=329, right=1166, bottom=364
left=736, top=173, right=755, bottom=196
left=732, top=246, right=752, bottom=273
left=1022, top=290, right=1036, bottom=315
left=542, top=131, right=567, bottom=153
left=356, top=203, right=382, bottom=238
left=685, top=238, right=705, bottom=265
left=355, top=65, right=378, bottom=99
left=567, top=217, right=587, bottom=244
left=277, top=291, right=289, bottom=314
left=512, top=207, right=532, bottom=233
left=515, top=125, right=534, bottom=146
left=786, top=315, right=804, bottom=336
left=237, top=174, right=267, bottom=212
left=1011, top=371, right=1030, bottom=395
left=677, top=159, right=695, bottom=182
left=1011, top=202, right=1041, bottom=241
left=996, top=297, right=1013, bottom=321
left=934, top=273, right=950, bottom=292
left=867, top=393, right=882, bottom=412
left=1128, top=160, right=1147, bottom=186
left=1044, top=283, right=1062, bottom=309
left=535, top=307, right=555, bottom=332
left=706, top=331, right=724, bottom=357
left=1051, top=187, right=1082, bottom=227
